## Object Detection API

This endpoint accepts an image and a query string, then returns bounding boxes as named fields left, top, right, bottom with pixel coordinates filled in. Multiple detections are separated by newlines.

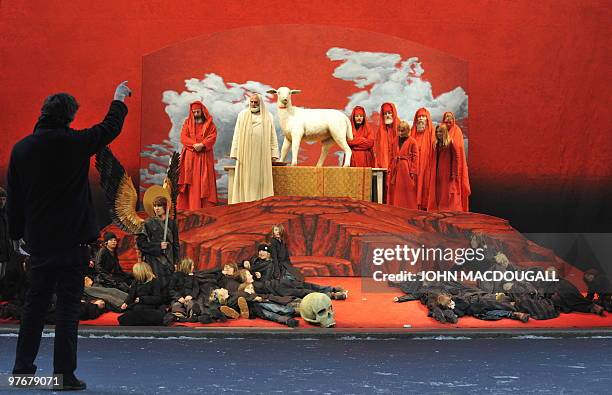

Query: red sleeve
left=348, top=136, right=374, bottom=150
left=202, top=124, right=217, bottom=151
left=451, top=143, right=460, bottom=179
left=180, top=125, right=196, bottom=151
left=348, top=127, right=374, bottom=150
left=409, top=141, right=418, bottom=177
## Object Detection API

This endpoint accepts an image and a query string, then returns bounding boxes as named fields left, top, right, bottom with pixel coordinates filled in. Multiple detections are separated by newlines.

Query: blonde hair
left=436, top=293, right=452, bottom=308
left=132, top=262, right=156, bottom=283
left=435, top=124, right=451, bottom=148
left=177, top=258, right=194, bottom=274
left=398, top=120, right=411, bottom=137
left=209, top=288, right=228, bottom=305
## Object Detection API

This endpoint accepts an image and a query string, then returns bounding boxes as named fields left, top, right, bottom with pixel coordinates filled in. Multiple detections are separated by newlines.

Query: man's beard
left=250, top=106, right=260, bottom=113
left=194, top=115, right=204, bottom=123
left=384, top=116, right=394, bottom=125
left=416, top=120, right=426, bottom=132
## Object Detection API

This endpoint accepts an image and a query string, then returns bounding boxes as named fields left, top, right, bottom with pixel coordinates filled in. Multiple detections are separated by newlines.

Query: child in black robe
left=207, top=288, right=249, bottom=320
left=94, top=232, right=131, bottom=292
left=584, top=269, right=612, bottom=312
left=248, top=244, right=276, bottom=281
left=501, top=280, right=558, bottom=320
left=136, top=196, right=179, bottom=295
left=194, top=262, right=245, bottom=294
left=168, top=258, right=203, bottom=321
left=239, top=268, right=347, bottom=304
left=118, top=262, right=165, bottom=326
left=541, top=267, right=605, bottom=316
left=237, top=282, right=299, bottom=327
left=265, top=224, right=303, bottom=282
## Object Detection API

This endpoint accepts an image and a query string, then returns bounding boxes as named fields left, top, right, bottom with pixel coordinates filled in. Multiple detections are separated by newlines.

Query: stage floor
left=1, top=335, right=611, bottom=394
left=3, top=277, right=610, bottom=330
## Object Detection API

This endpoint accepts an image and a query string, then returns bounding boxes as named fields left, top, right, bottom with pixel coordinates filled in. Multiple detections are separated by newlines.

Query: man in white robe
left=230, top=93, right=279, bottom=204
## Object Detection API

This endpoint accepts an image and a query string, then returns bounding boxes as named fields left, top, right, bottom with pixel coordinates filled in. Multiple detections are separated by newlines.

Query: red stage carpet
left=3, top=277, right=610, bottom=330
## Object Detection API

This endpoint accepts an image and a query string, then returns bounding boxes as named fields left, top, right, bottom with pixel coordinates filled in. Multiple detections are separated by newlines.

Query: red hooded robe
left=410, top=108, right=436, bottom=210
left=427, top=131, right=462, bottom=211
left=177, top=101, right=218, bottom=209
left=388, top=133, right=419, bottom=209
left=375, top=102, right=400, bottom=170
left=348, top=106, right=375, bottom=167
left=442, top=112, right=471, bottom=211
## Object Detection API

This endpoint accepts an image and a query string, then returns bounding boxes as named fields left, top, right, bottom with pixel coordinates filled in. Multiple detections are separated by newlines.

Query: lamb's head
left=266, top=87, right=301, bottom=109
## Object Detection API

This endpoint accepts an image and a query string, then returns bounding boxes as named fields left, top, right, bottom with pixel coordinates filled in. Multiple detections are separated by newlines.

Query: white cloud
left=327, top=47, right=468, bottom=124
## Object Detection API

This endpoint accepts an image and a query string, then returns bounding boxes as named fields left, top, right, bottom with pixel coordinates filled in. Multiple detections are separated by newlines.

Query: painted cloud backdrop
left=141, top=48, right=468, bottom=200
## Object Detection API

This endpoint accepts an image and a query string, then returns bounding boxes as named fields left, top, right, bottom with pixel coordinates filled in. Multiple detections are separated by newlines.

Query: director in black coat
left=7, top=82, right=131, bottom=390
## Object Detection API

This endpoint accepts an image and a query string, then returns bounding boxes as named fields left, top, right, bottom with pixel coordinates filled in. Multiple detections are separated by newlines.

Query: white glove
left=114, top=81, right=132, bottom=102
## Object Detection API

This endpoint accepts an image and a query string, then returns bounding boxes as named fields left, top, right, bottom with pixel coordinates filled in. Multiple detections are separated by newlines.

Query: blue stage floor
left=1, top=334, right=611, bottom=394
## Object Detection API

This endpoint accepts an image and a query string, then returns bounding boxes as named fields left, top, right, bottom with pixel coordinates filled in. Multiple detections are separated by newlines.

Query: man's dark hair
left=38, top=93, right=79, bottom=126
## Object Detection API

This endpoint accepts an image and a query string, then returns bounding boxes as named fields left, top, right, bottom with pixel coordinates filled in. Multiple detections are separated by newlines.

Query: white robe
left=230, top=101, right=279, bottom=204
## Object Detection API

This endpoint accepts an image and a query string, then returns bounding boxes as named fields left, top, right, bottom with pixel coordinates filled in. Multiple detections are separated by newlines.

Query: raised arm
left=81, top=81, right=131, bottom=156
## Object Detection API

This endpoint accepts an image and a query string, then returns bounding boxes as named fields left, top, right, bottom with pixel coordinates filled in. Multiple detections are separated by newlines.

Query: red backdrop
left=1, top=0, right=610, bottom=232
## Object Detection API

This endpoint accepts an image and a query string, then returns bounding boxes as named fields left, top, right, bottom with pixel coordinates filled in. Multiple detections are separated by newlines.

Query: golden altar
left=224, top=166, right=386, bottom=203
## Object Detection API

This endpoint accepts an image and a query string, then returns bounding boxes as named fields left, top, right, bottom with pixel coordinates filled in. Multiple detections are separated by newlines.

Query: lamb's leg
left=330, top=133, right=353, bottom=167
left=316, top=139, right=334, bottom=167
left=290, top=132, right=303, bottom=166
left=279, top=137, right=291, bottom=163
left=338, top=139, right=352, bottom=167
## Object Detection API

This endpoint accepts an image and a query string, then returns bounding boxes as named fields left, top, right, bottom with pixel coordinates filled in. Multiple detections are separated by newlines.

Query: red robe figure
left=388, top=121, right=419, bottom=209
left=348, top=106, right=375, bottom=167
left=427, top=124, right=461, bottom=211
left=410, top=108, right=436, bottom=210
left=374, top=102, right=400, bottom=170
left=177, top=101, right=218, bottom=209
left=443, top=112, right=471, bottom=211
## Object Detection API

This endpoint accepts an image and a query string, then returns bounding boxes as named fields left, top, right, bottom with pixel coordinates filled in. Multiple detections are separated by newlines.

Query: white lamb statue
left=266, top=87, right=354, bottom=167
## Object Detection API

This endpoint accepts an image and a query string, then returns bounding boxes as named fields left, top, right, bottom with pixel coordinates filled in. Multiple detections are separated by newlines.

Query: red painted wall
left=1, top=0, right=610, bottom=232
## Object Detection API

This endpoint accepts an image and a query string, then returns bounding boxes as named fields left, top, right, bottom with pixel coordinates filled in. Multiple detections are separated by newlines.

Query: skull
left=299, top=293, right=335, bottom=328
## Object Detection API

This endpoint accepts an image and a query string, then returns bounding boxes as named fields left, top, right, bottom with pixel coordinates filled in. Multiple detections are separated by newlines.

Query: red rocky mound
left=103, top=196, right=572, bottom=277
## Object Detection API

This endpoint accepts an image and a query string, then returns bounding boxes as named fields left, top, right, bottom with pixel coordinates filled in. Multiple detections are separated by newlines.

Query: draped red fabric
left=374, top=102, right=400, bottom=169
left=410, top=108, right=436, bottom=210
left=443, top=111, right=471, bottom=211
left=388, top=135, right=419, bottom=209
left=428, top=137, right=462, bottom=211
left=177, top=101, right=218, bottom=209
left=348, top=106, right=375, bottom=167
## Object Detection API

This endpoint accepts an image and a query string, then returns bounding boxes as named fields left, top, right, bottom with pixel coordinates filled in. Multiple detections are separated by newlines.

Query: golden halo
left=143, top=185, right=171, bottom=218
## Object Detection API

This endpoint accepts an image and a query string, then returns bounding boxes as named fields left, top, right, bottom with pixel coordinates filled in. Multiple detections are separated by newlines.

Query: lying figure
left=238, top=282, right=300, bottom=327
left=392, top=279, right=529, bottom=324
left=208, top=287, right=249, bottom=320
